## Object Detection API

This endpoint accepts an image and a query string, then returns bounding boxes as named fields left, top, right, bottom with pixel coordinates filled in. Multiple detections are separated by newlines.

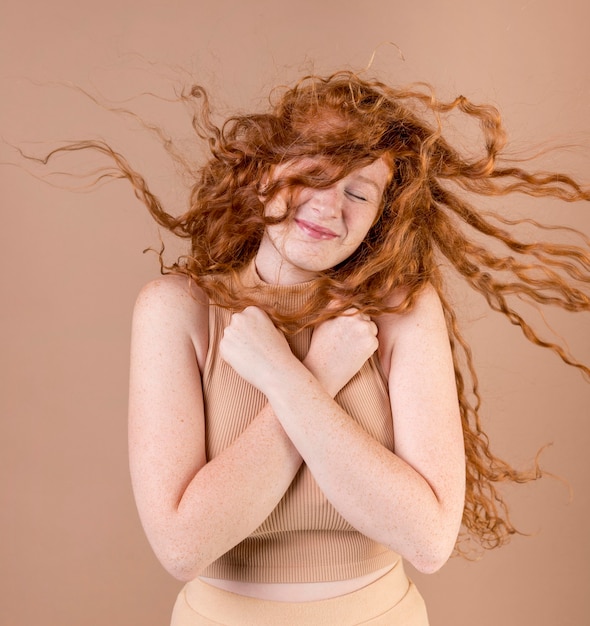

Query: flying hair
left=20, top=70, right=590, bottom=556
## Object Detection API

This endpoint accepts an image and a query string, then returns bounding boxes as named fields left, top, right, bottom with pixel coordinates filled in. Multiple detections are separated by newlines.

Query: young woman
left=52, top=71, right=589, bottom=624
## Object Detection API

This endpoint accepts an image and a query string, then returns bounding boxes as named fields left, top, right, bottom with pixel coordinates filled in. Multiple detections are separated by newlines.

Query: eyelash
left=345, top=190, right=367, bottom=202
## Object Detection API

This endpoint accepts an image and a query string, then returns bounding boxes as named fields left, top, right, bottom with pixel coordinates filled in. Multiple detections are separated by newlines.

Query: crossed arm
left=128, top=276, right=465, bottom=581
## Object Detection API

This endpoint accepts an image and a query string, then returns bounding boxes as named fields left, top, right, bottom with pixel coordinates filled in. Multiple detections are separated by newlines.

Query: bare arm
left=128, top=277, right=303, bottom=581
left=220, top=286, right=465, bottom=574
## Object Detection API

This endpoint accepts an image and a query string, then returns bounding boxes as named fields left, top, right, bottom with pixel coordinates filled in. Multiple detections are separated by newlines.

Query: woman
left=65, top=72, right=589, bottom=624
left=130, top=157, right=459, bottom=623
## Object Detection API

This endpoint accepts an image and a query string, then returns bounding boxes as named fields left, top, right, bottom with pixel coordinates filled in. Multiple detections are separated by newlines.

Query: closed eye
left=345, top=189, right=368, bottom=202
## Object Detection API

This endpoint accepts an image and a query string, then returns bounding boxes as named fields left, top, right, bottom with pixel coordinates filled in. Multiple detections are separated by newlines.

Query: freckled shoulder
left=132, top=274, right=210, bottom=372
left=375, top=284, right=442, bottom=378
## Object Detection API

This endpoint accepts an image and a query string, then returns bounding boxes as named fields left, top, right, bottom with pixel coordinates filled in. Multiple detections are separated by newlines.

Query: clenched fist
left=219, top=306, right=296, bottom=393
left=304, top=309, right=379, bottom=397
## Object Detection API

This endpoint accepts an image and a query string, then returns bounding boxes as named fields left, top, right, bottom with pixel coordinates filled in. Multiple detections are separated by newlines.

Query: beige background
left=1, top=1, right=589, bottom=624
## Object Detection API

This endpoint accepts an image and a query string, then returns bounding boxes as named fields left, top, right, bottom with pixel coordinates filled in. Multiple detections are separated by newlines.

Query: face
left=255, top=156, right=392, bottom=284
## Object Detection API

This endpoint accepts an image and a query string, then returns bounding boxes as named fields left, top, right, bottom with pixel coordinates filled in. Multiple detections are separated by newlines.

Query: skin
left=128, top=157, right=466, bottom=601
left=256, top=157, right=390, bottom=284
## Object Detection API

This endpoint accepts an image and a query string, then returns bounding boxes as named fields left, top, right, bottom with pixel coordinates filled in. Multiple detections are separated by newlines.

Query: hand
left=304, top=309, right=379, bottom=397
left=219, top=306, right=296, bottom=392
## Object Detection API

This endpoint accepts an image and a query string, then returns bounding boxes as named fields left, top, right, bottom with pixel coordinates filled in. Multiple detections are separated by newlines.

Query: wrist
left=302, top=357, right=340, bottom=398
left=264, top=357, right=321, bottom=405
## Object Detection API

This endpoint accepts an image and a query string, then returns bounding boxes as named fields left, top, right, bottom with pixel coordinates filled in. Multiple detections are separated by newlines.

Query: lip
left=295, top=219, right=338, bottom=240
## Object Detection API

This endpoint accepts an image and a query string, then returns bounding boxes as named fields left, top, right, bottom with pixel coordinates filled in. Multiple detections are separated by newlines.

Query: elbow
left=405, top=527, right=458, bottom=575
left=171, top=569, right=200, bottom=583
left=408, top=498, right=464, bottom=574
left=164, top=560, right=199, bottom=583
left=150, top=537, right=209, bottom=582
left=140, top=510, right=216, bottom=582
left=410, top=550, right=450, bottom=575
left=160, top=550, right=206, bottom=582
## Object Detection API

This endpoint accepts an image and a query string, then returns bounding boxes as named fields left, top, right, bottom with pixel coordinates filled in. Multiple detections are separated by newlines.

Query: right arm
left=128, top=277, right=303, bottom=581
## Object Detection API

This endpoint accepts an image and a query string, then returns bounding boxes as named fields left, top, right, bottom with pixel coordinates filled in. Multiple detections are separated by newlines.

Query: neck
left=255, top=237, right=319, bottom=285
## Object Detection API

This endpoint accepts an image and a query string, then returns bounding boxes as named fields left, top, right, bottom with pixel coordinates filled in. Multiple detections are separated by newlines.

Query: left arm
left=220, top=286, right=465, bottom=574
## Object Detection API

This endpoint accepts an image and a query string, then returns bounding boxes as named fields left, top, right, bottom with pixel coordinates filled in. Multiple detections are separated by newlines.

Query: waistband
left=172, top=558, right=428, bottom=625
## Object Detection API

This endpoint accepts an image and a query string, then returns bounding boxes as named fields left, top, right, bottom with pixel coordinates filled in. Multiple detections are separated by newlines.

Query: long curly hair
left=33, top=71, right=590, bottom=555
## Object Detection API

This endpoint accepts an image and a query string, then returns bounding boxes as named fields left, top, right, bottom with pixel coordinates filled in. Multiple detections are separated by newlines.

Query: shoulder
left=134, top=273, right=206, bottom=312
left=377, top=283, right=445, bottom=334
left=376, top=284, right=448, bottom=374
left=132, top=274, right=209, bottom=370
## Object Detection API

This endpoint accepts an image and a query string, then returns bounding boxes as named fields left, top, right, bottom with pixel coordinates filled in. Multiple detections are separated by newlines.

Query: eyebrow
left=351, top=175, right=383, bottom=195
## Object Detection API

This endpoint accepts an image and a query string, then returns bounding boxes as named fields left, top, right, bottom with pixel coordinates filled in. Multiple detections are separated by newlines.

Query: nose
left=310, top=186, right=342, bottom=219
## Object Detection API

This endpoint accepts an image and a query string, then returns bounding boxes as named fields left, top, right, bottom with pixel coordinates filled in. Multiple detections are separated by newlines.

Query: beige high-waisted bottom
left=170, top=559, right=429, bottom=625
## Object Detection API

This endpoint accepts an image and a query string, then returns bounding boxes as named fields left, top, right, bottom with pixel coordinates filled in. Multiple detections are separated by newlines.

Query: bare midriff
left=199, top=562, right=395, bottom=602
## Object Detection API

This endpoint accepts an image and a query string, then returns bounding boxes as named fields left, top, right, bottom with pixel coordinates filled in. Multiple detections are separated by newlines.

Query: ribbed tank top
left=200, top=262, right=399, bottom=583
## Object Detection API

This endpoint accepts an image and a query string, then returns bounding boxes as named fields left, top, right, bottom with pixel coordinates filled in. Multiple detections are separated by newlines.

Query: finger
left=325, top=301, right=353, bottom=315
left=340, top=307, right=360, bottom=317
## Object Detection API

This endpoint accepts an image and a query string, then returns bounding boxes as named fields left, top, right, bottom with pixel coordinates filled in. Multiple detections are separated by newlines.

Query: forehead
left=350, top=157, right=392, bottom=191
left=272, top=154, right=392, bottom=191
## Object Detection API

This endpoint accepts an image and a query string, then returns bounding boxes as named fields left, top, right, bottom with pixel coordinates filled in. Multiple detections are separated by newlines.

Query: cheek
left=263, top=196, right=284, bottom=219
left=349, top=211, right=379, bottom=243
left=264, top=222, right=289, bottom=250
left=263, top=188, right=298, bottom=220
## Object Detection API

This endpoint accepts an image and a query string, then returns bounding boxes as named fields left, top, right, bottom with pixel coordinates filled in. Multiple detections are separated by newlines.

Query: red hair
left=28, top=71, right=590, bottom=555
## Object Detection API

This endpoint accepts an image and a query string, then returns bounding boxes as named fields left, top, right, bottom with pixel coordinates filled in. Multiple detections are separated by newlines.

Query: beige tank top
left=200, top=262, right=399, bottom=583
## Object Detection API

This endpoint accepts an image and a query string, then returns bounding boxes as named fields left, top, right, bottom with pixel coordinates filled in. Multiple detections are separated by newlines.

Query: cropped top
left=199, top=262, right=399, bottom=583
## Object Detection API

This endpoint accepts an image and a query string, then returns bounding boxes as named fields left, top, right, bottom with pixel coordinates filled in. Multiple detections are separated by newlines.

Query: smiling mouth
left=295, top=219, right=338, bottom=240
